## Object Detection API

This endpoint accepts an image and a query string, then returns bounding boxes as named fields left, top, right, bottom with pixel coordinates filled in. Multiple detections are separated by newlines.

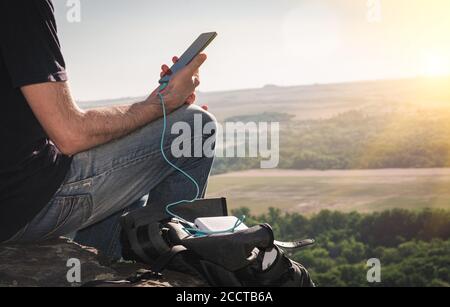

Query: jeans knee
left=200, top=108, right=218, bottom=141
left=179, top=104, right=217, bottom=139
left=170, top=104, right=218, bottom=158
left=192, top=105, right=217, bottom=154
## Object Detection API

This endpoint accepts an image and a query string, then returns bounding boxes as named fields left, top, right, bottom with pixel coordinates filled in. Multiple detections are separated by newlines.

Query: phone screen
left=159, top=32, right=217, bottom=84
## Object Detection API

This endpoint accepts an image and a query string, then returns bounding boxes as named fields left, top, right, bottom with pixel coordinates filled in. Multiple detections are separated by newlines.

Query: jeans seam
left=41, top=194, right=93, bottom=241
left=40, top=199, right=76, bottom=241
left=4, top=223, right=29, bottom=243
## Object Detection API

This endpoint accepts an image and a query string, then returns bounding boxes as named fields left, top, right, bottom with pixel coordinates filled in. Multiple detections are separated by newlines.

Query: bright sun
left=422, top=53, right=450, bottom=77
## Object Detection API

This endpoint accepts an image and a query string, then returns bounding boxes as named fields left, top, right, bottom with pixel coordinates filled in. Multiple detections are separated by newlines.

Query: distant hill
left=78, top=77, right=450, bottom=121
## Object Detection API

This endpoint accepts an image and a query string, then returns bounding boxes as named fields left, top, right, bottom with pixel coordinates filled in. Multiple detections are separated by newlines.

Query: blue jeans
left=9, top=105, right=217, bottom=260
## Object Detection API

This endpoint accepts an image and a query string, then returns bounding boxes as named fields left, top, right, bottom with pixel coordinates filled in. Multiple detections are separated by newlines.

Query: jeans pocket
left=41, top=194, right=93, bottom=241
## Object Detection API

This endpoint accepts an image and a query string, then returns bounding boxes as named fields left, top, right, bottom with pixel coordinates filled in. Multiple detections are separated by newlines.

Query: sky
left=53, top=0, right=450, bottom=101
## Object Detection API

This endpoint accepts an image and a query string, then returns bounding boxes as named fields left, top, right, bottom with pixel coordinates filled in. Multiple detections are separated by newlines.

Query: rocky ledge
left=0, top=238, right=205, bottom=287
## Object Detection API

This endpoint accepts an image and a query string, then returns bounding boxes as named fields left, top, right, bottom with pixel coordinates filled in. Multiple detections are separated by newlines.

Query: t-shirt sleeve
left=0, top=0, right=68, bottom=88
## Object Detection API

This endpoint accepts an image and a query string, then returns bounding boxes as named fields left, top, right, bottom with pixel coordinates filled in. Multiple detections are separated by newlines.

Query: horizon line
left=77, top=74, right=450, bottom=104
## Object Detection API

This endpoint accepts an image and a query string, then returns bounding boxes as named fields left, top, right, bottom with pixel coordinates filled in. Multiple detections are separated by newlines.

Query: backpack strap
left=274, top=239, right=315, bottom=250
left=150, top=245, right=188, bottom=273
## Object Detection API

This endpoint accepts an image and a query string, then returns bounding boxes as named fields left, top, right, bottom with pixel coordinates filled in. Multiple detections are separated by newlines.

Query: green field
left=207, top=169, right=450, bottom=215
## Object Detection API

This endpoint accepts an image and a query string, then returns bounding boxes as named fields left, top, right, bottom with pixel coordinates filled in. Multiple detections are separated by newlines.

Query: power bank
left=194, top=216, right=248, bottom=233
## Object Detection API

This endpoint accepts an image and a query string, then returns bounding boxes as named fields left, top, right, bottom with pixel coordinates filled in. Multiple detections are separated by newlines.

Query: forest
left=212, top=109, right=450, bottom=174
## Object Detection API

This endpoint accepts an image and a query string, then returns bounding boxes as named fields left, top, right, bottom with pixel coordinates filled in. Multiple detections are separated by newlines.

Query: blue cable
left=157, top=83, right=245, bottom=236
left=183, top=216, right=246, bottom=236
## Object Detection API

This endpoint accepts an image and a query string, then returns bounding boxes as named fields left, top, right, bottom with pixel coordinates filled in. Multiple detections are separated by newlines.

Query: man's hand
left=156, top=54, right=209, bottom=111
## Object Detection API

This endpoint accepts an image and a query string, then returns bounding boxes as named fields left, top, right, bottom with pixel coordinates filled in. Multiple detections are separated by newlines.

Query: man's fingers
left=172, top=56, right=179, bottom=63
left=161, top=65, right=170, bottom=75
left=160, top=64, right=172, bottom=78
left=186, top=53, right=207, bottom=75
left=185, top=93, right=196, bottom=104
left=193, top=77, right=201, bottom=88
left=201, top=105, right=209, bottom=111
left=193, top=67, right=200, bottom=77
left=192, top=68, right=200, bottom=84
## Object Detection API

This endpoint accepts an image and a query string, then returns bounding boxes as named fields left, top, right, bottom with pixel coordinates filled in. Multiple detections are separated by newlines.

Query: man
left=0, top=0, right=217, bottom=260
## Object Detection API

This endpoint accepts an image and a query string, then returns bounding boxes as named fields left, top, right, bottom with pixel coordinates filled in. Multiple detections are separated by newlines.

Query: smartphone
left=159, top=32, right=218, bottom=84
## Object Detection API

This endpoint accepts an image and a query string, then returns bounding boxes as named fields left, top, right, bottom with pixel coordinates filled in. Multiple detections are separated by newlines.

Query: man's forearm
left=70, top=96, right=164, bottom=155
left=22, top=82, right=178, bottom=156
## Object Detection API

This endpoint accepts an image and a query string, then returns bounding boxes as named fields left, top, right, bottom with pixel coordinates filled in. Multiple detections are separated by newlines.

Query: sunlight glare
left=422, top=53, right=450, bottom=77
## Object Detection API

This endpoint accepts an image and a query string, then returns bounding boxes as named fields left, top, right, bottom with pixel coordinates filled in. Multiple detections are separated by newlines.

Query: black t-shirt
left=0, top=0, right=73, bottom=242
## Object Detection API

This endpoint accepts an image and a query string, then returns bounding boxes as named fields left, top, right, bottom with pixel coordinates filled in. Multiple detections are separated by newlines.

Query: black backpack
left=119, top=198, right=315, bottom=287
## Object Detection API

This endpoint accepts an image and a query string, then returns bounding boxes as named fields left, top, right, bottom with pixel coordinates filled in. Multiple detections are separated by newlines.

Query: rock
left=0, top=238, right=206, bottom=287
